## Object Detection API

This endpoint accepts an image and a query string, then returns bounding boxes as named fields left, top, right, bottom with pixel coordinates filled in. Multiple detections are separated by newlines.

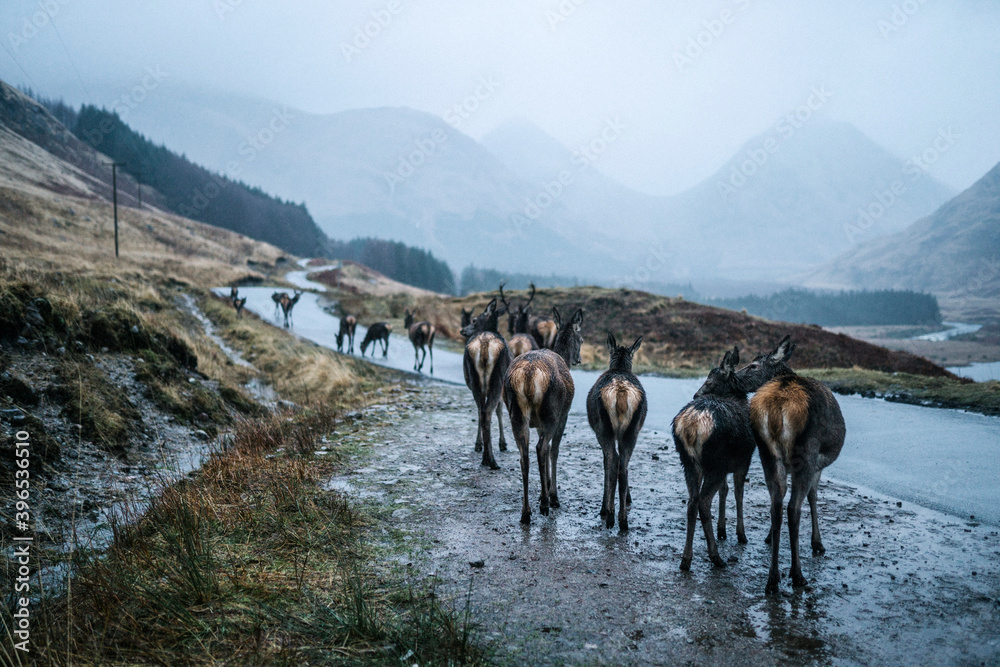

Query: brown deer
left=498, top=282, right=538, bottom=359
left=587, top=334, right=646, bottom=532
left=503, top=307, right=584, bottom=524
left=336, top=315, right=357, bottom=354
left=279, top=290, right=303, bottom=328
left=360, top=322, right=391, bottom=357
left=230, top=286, right=239, bottom=301
left=462, top=298, right=511, bottom=469
left=271, top=291, right=287, bottom=319
left=461, top=302, right=508, bottom=454
left=673, top=347, right=755, bottom=571
left=736, top=335, right=846, bottom=593
left=233, top=296, right=247, bottom=318
left=404, top=308, right=435, bottom=374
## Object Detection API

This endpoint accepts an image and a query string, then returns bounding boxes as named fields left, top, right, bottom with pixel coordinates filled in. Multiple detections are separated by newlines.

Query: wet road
left=223, top=286, right=1000, bottom=527
left=328, top=384, right=1000, bottom=665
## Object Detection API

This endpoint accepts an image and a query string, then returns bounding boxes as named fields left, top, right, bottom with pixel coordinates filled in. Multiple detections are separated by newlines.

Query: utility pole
left=108, top=162, right=124, bottom=258
left=136, top=172, right=142, bottom=210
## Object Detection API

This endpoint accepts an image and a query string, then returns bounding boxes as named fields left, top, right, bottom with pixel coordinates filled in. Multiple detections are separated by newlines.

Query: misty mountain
left=105, top=85, right=954, bottom=284
left=99, top=84, right=628, bottom=280
left=807, top=161, right=1000, bottom=299
left=665, top=118, right=955, bottom=279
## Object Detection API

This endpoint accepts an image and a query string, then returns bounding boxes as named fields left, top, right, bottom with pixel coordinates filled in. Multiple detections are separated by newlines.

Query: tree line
left=707, top=288, right=942, bottom=326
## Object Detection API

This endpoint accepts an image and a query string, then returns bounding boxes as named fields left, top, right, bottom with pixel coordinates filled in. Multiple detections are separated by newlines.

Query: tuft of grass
left=23, top=410, right=485, bottom=666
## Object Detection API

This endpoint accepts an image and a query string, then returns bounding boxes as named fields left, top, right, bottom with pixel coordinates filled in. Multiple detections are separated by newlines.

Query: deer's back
left=672, top=395, right=752, bottom=465
left=587, top=370, right=646, bottom=436
left=464, top=332, right=508, bottom=393
left=505, top=350, right=574, bottom=423
left=508, top=333, right=537, bottom=359
left=750, top=375, right=845, bottom=465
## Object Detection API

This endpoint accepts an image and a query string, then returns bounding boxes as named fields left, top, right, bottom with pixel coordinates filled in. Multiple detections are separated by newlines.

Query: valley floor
left=330, top=383, right=1000, bottom=666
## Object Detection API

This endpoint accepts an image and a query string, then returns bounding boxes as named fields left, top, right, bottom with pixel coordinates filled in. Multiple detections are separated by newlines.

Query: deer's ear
left=629, top=336, right=643, bottom=354
left=607, top=332, right=617, bottom=353
left=730, top=345, right=740, bottom=366
left=782, top=343, right=796, bottom=363
left=484, top=298, right=496, bottom=315
left=771, top=335, right=792, bottom=361
left=720, top=350, right=732, bottom=369
left=552, top=307, right=562, bottom=327
left=571, top=309, right=584, bottom=325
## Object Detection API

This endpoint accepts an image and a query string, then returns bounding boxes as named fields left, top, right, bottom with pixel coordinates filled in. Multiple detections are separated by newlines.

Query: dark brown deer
left=360, top=322, right=391, bottom=357
left=498, top=282, right=538, bottom=359
left=736, top=335, right=846, bottom=593
left=462, top=298, right=511, bottom=469
left=673, top=347, right=756, bottom=571
left=460, top=308, right=474, bottom=329
left=271, top=291, right=287, bottom=319
left=461, top=302, right=508, bottom=455
left=404, top=308, right=435, bottom=374
left=232, top=296, right=247, bottom=318
left=587, top=334, right=646, bottom=531
left=336, top=315, right=357, bottom=354
left=503, top=307, right=584, bottom=524
left=230, top=286, right=239, bottom=301
left=279, top=290, right=303, bottom=328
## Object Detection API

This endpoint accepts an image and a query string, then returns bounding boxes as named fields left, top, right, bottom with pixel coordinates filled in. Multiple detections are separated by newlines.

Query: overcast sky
left=2, top=1, right=998, bottom=195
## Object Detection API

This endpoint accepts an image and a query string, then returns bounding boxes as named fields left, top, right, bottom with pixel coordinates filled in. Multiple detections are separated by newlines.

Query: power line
left=49, top=15, right=88, bottom=97
left=0, top=41, right=38, bottom=90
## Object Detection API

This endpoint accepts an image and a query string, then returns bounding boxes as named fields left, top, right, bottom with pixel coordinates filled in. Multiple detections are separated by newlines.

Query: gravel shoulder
left=331, top=382, right=1000, bottom=666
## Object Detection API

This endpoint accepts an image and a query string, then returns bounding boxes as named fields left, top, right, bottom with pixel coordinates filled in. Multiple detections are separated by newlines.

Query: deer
left=271, top=291, right=287, bottom=319
left=233, top=296, right=247, bottom=318
left=587, top=334, right=647, bottom=532
left=672, top=347, right=756, bottom=572
left=336, top=315, right=357, bottom=354
left=462, top=298, right=511, bottom=470
left=735, top=335, right=846, bottom=593
left=498, top=282, right=538, bottom=359
left=279, top=290, right=303, bottom=328
left=503, top=307, right=584, bottom=524
left=360, top=322, right=391, bottom=357
left=230, top=286, right=239, bottom=301
left=461, top=302, right=508, bottom=455
left=404, top=308, right=435, bottom=374
left=460, top=307, right=474, bottom=329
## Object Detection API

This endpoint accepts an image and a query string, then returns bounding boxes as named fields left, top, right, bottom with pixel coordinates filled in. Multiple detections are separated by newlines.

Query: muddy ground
left=329, top=382, right=1000, bottom=666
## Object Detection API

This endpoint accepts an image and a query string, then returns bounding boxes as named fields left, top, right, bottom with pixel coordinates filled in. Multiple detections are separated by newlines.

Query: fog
left=2, top=0, right=998, bottom=195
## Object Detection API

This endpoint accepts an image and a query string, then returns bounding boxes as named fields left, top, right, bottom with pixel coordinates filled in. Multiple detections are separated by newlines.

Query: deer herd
left=230, top=281, right=846, bottom=593
left=456, top=282, right=845, bottom=594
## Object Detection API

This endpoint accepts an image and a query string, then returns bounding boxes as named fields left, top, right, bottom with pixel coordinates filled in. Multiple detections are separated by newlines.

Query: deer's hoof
left=680, top=557, right=692, bottom=572
left=764, top=532, right=773, bottom=545
left=738, top=533, right=748, bottom=545
left=710, top=554, right=727, bottom=569
left=520, top=512, right=531, bottom=525
left=549, top=494, right=560, bottom=508
left=812, top=541, right=826, bottom=555
left=484, top=460, right=500, bottom=471
left=625, top=489, right=632, bottom=507
left=499, top=442, right=507, bottom=452
left=792, top=572, right=808, bottom=588
left=618, top=519, right=629, bottom=533
left=765, top=578, right=780, bottom=595
left=605, top=514, right=615, bottom=530
left=717, top=527, right=727, bottom=541
left=474, top=443, right=483, bottom=452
